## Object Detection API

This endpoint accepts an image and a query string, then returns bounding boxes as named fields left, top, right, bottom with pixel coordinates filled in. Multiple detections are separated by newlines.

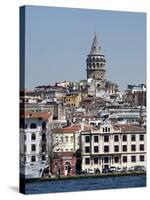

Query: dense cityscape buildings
left=20, top=33, right=146, bottom=179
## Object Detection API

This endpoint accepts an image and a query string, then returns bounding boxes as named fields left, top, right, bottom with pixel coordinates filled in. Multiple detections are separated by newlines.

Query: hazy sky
left=24, top=6, right=146, bottom=91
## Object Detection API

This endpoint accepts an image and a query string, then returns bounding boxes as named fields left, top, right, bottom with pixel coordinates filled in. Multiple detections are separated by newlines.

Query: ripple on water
left=25, top=175, right=146, bottom=194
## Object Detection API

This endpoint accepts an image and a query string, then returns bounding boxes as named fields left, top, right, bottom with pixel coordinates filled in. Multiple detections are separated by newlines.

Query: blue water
left=25, top=174, right=146, bottom=194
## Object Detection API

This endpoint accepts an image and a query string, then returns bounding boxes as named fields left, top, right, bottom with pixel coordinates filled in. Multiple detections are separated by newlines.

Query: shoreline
left=23, top=171, right=146, bottom=183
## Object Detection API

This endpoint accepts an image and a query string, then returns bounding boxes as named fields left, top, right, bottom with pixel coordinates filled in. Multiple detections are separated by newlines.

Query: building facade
left=64, top=93, right=81, bottom=108
left=51, top=124, right=90, bottom=176
left=81, top=124, right=146, bottom=173
left=20, top=112, right=51, bottom=178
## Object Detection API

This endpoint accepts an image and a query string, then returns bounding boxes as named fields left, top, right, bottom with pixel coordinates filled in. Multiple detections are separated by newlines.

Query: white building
left=20, top=112, right=52, bottom=179
left=81, top=123, right=146, bottom=173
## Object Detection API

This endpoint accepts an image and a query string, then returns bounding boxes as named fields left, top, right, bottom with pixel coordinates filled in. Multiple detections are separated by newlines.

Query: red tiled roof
left=20, top=112, right=51, bottom=120
left=53, top=123, right=91, bottom=133
left=113, top=124, right=145, bottom=132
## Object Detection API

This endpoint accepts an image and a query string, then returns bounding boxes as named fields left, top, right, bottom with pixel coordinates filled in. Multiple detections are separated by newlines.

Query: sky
left=24, top=5, right=146, bottom=91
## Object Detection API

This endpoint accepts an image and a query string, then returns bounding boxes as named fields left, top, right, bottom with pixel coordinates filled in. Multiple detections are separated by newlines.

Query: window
left=70, top=136, right=73, bottom=143
left=30, top=123, right=37, bottom=129
left=131, top=145, right=136, bottom=151
left=85, top=136, right=90, bottom=143
left=104, top=157, right=109, bottom=163
left=94, top=146, right=99, bottom=153
left=114, top=145, right=119, bottom=152
left=131, top=135, right=136, bottom=141
left=42, top=133, right=46, bottom=142
left=42, top=155, right=46, bottom=161
left=31, top=156, right=36, bottom=162
left=42, top=144, right=46, bottom=152
left=31, top=144, right=36, bottom=152
left=42, top=122, right=46, bottom=129
left=122, top=145, right=127, bottom=152
left=61, top=136, right=63, bottom=142
left=24, top=134, right=26, bottom=141
left=123, top=156, right=127, bottom=163
left=140, top=155, right=144, bottom=162
left=85, top=158, right=90, bottom=165
left=114, top=156, right=119, bottom=163
left=104, top=135, right=109, bottom=142
left=104, top=146, right=109, bottom=152
left=94, top=136, right=99, bottom=143
left=96, top=63, right=99, bottom=68
left=31, top=133, right=36, bottom=140
left=85, top=146, right=90, bottom=153
left=131, top=156, right=136, bottom=162
left=65, top=136, right=69, bottom=142
left=140, top=134, right=144, bottom=141
left=114, top=135, right=119, bottom=142
left=108, top=128, right=110, bottom=132
left=122, top=135, right=127, bottom=141
left=140, top=144, right=144, bottom=151
left=105, top=127, right=107, bottom=132
left=24, top=145, right=26, bottom=152
left=94, top=157, right=98, bottom=164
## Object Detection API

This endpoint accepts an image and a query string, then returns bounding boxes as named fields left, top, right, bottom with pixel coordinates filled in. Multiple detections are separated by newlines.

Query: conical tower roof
left=90, top=33, right=101, bottom=55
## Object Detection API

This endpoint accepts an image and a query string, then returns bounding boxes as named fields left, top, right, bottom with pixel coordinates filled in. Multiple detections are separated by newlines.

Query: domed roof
left=90, top=33, right=101, bottom=55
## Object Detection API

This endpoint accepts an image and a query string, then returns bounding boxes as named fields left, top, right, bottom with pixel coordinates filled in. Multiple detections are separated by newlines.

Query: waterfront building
left=81, top=123, right=146, bottom=173
left=20, top=112, right=51, bottom=179
left=51, top=123, right=90, bottom=176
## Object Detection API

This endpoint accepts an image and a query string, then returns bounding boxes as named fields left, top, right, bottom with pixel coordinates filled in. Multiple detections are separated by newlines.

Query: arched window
left=96, top=63, right=99, bottom=68
left=31, top=156, right=36, bottom=162
left=31, top=133, right=36, bottom=140
left=42, top=122, right=46, bottom=129
left=30, top=123, right=37, bottom=129
left=93, top=57, right=95, bottom=61
left=89, top=63, right=92, bottom=69
left=93, top=63, right=95, bottom=68
left=42, top=133, right=46, bottom=142
left=42, top=155, right=46, bottom=161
